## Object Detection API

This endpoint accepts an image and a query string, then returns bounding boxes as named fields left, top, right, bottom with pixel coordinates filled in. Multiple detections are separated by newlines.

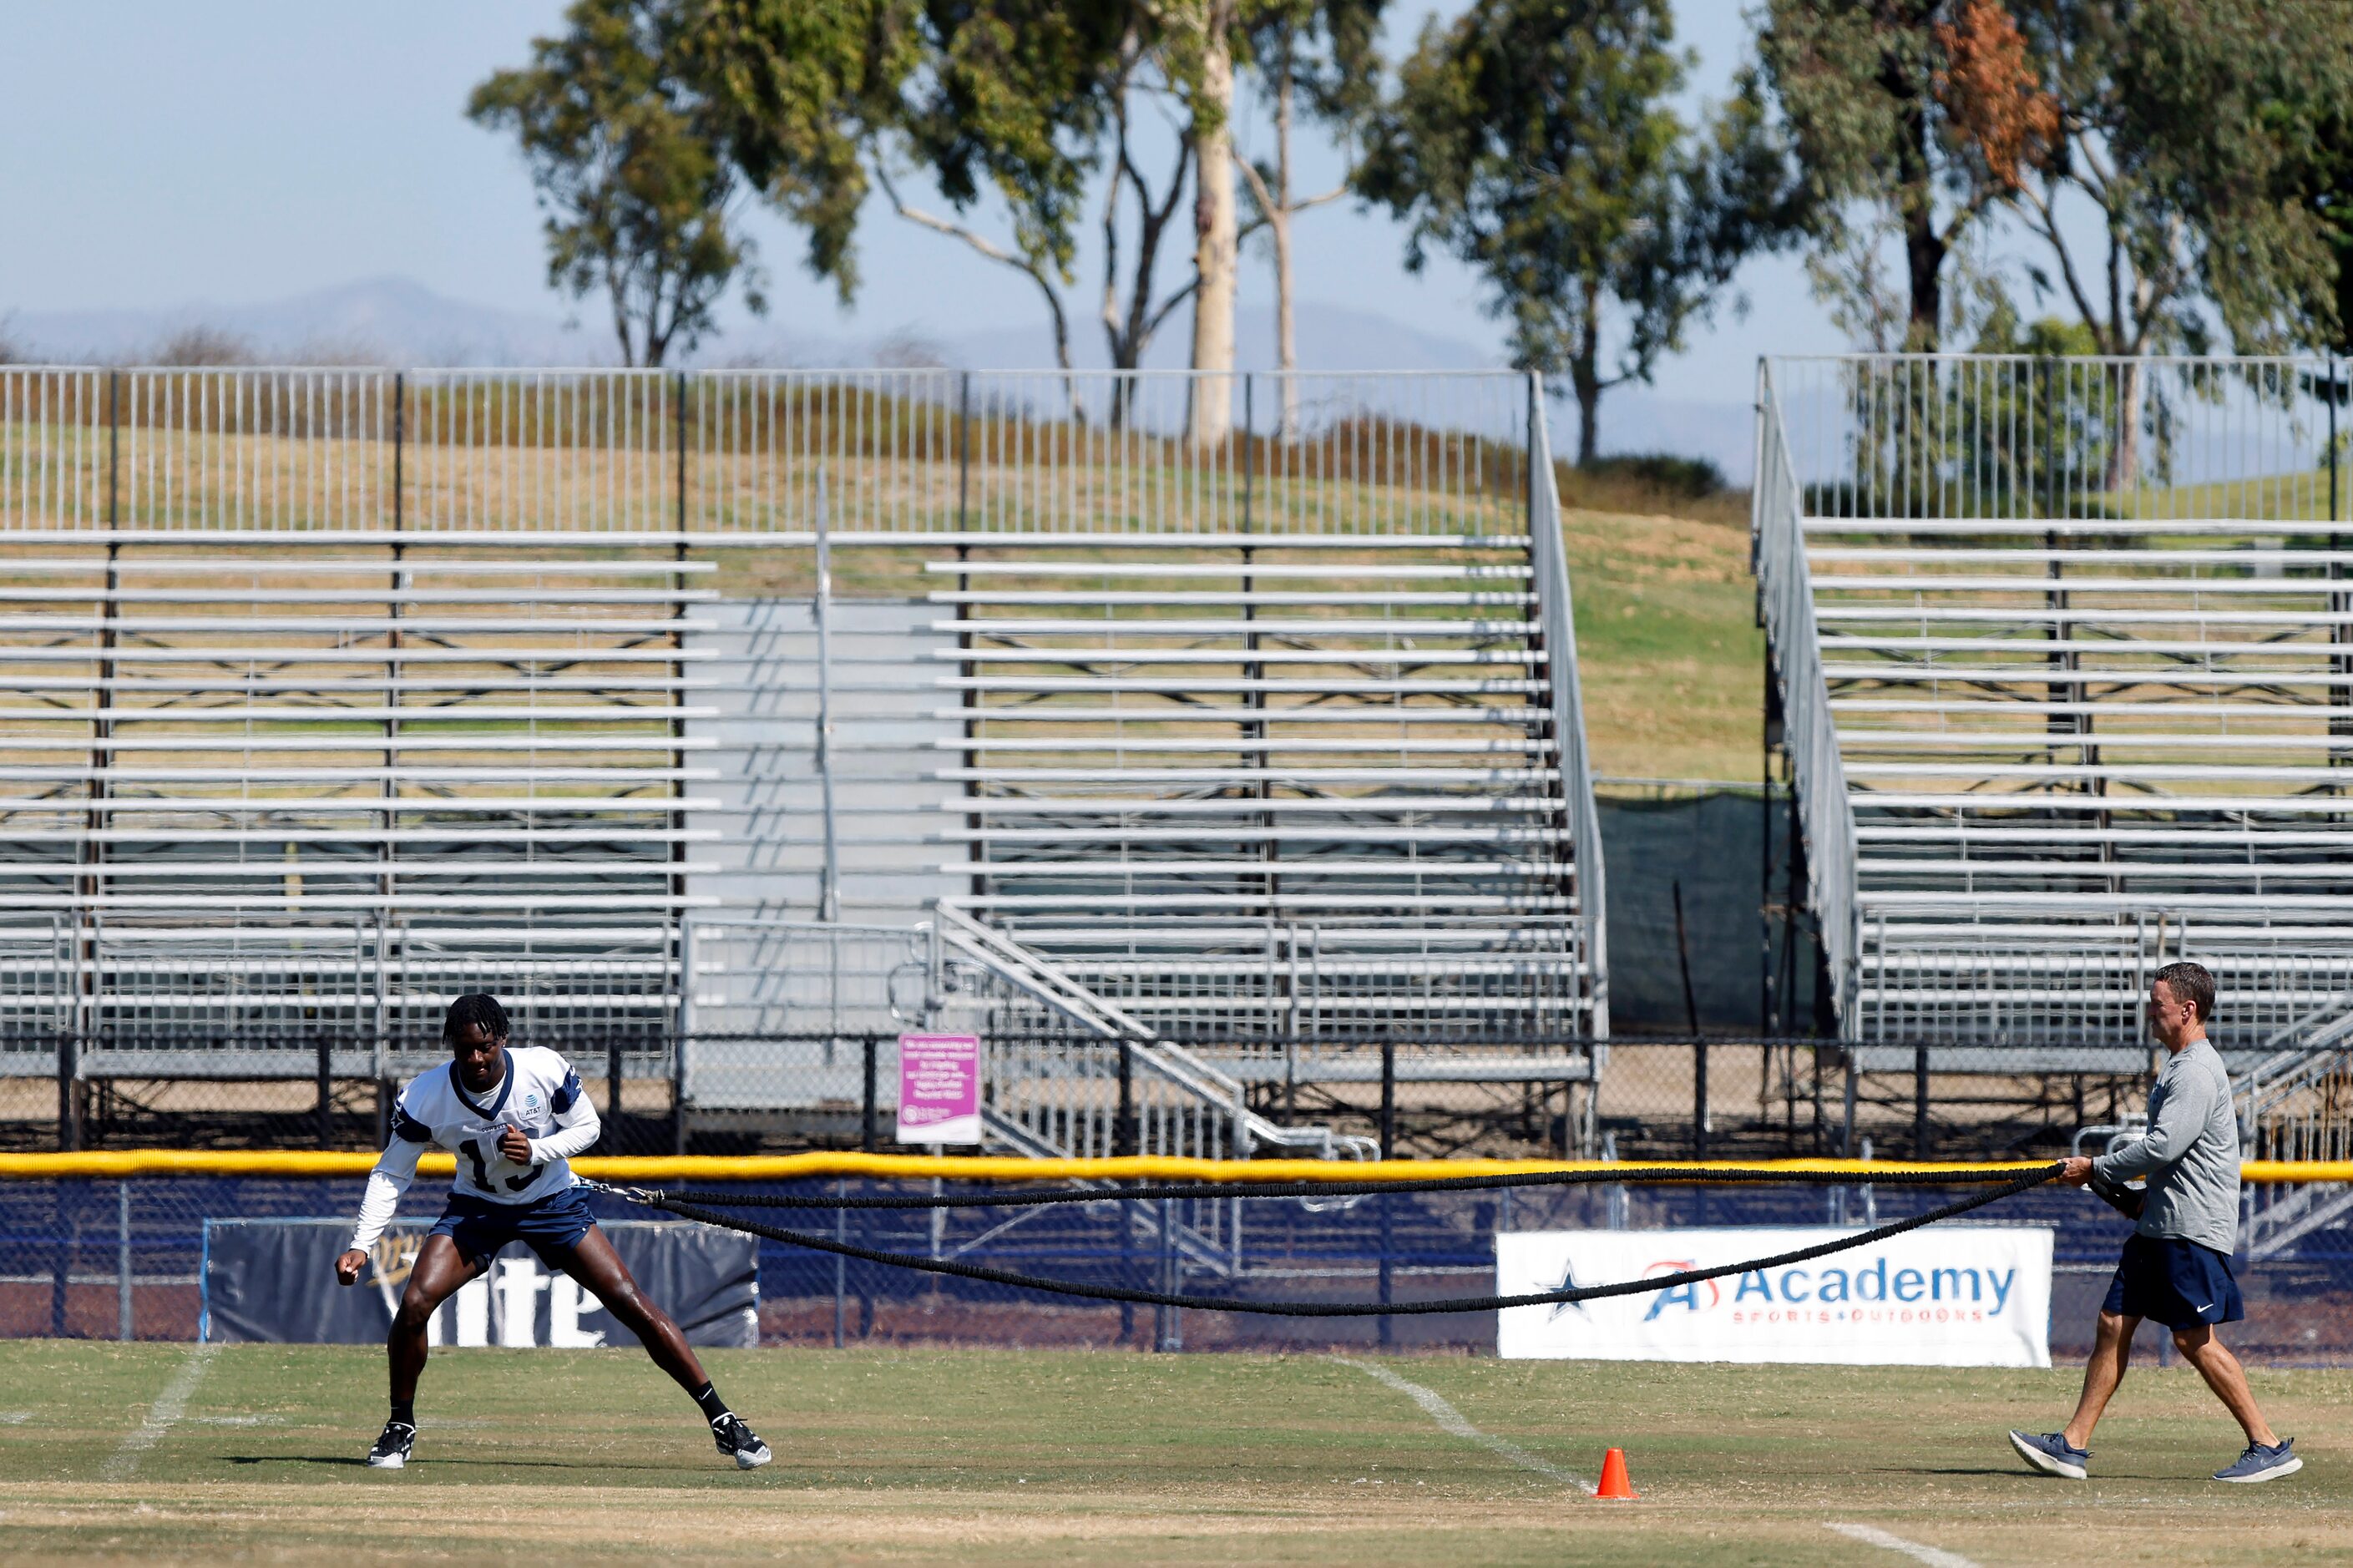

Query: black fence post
left=1379, top=1037, right=1396, bottom=1158
left=316, top=1034, right=332, bottom=1149
left=1693, top=1042, right=1709, bottom=1162
left=56, top=1029, right=77, bottom=1154
left=862, top=1036, right=878, bottom=1151
left=1914, top=1044, right=1930, bottom=1160
left=1116, top=1041, right=1136, bottom=1157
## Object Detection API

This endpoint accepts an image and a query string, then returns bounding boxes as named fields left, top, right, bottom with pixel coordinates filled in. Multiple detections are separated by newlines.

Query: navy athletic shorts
left=428, top=1184, right=597, bottom=1268
left=2103, top=1232, right=2244, bottom=1330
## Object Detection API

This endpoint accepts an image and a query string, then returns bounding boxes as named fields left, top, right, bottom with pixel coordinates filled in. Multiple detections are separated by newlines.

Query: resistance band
left=584, top=1161, right=2063, bottom=1318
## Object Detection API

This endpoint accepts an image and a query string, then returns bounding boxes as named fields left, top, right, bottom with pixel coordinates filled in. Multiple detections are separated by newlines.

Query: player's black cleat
left=366, top=1419, right=416, bottom=1470
left=711, top=1412, right=771, bottom=1469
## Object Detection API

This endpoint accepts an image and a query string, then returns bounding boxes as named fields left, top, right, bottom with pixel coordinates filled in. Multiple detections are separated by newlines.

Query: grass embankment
left=711, top=502, right=1768, bottom=785
left=1, top=1342, right=2345, bottom=1565
left=1557, top=505, right=1761, bottom=783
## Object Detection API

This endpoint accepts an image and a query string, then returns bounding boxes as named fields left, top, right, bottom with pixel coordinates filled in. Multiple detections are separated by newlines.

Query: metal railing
left=932, top=903, right=1373, bottom=1162
left=670, top=907, right=1371, bottom=1164
left=1753, top=362, right=1861, bottom=1026
left=2240, top=992, right=2353, bottom=1165
left=1527, top=380, right=1610, bottom=1040
left=1766, top=354, right=2344, bottom=523
left=0, top=916, right=679, bottom=1083
left=3, top=367, right=1537, bottom=540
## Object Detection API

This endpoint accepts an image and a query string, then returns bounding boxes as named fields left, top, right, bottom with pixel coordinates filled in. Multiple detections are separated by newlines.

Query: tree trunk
left=1274, top=38, right=1300, bottom=440
left=1571, top=281, right=1603, bottom=466
left=1884, top=35, right=1942, bottom=351
left=2108, top=357, right=2143, bottom=496
left=1187, top=3, right=1237, bottom=448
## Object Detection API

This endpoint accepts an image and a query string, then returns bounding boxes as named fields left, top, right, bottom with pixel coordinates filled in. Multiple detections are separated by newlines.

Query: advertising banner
left=204, top=1218, right=758, bottom=1348
left=1496, top=1226, right=2052, bottom=1368
left=896, top=1032, right=981, bottom=1144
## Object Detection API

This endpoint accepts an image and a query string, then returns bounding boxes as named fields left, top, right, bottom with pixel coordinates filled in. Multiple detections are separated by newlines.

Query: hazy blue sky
left=0, top=0, right=1833, bottom=399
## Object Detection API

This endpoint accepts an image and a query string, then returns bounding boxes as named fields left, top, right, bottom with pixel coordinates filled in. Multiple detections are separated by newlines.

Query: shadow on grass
left=223, top=1454, right=688, bottom=1474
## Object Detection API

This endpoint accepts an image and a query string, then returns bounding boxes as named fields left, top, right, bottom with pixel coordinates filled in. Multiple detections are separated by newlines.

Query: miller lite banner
left=202, top=1218, right=758, bottom=1348
left=1496, top=1226, right=2052, bottom=1368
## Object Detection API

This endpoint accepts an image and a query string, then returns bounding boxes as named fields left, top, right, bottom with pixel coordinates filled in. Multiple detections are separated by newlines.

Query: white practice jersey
left=388, top=1046, right=595, bottom=1206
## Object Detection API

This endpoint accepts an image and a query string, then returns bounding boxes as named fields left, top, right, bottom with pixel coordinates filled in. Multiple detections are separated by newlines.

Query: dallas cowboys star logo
left=1546, top=1256, right=1590, bottom=1320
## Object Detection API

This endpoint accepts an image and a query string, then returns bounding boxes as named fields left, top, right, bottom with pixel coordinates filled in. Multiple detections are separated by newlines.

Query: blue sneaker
left=2213, top=1439, right=2301, bottom=1484
left=2008, top=1429, right=2090, bottom=1479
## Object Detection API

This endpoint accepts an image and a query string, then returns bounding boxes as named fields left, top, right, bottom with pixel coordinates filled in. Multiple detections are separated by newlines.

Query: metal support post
left=814, top=468, right=839, bottom=923
left=832, top=1178, right=847, bottom=1349
left=1156, top=1196, right=1182, bottom=1353
left=117, top=1178, right=132, bottom=1343
left=673, top=920, right=695, bottom=1156
left=1378, top=1035, right=1396, bottom=1348
left=862, top=1036, right=878, bottom=1151
left=372, top=915, right=392, bottom=1148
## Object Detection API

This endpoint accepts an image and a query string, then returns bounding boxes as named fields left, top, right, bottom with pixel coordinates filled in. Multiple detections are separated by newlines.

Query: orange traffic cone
left=1594, top=1447, right=1638, bottom=1500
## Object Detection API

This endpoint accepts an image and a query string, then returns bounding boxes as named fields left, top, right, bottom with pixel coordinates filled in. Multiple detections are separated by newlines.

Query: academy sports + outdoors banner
left=1495, top=1226, right=2053, bottom=1367
left=202, top=1218, right=758, bottom=1348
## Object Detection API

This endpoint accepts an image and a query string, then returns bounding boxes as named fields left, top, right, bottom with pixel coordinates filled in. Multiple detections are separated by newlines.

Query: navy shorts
left=428, top=1184, right=597, bottom=1268
left=2103, top=1232, right=2244, bottom=1331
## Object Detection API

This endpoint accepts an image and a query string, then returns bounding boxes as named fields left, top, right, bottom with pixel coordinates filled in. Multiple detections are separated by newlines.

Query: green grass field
left=3, top=1343, right=2347, bottom=1565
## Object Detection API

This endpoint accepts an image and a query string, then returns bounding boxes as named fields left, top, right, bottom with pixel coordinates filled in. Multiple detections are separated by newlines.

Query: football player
left=335, top=994, right=768, bottom=1471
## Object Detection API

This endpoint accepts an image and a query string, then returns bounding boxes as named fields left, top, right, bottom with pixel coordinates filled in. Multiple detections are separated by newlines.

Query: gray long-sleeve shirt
left=2092, top=1038, right=2240, bottom=1256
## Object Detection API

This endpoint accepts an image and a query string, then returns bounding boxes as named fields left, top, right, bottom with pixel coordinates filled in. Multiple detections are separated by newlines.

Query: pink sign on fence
left=895, top=1033, right=982, bottom=1145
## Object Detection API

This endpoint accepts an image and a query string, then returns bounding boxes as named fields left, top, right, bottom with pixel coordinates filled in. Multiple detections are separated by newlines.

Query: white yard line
left=100, top=1344, right=216, bottom=1480
left=1328, top=1355, right=1595, bottom=1494
left=1825, top=1520, right=1984, bottom=1568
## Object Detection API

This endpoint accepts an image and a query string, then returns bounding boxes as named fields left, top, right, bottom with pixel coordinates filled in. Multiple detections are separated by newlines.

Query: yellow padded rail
left=0, top=1150, right=2345, bottom=1183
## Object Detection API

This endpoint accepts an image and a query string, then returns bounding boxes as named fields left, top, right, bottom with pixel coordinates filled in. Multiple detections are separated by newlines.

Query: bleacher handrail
left=1753, top=362, right=1862, bottom=1029
left=1525, top=375, right=1610, bottom=1039
left=930, top=902, right=1372, bottom=1160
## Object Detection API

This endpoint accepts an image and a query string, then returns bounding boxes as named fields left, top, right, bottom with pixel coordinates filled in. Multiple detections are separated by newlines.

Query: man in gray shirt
left=2009, top=961, right=2300, bottom=1483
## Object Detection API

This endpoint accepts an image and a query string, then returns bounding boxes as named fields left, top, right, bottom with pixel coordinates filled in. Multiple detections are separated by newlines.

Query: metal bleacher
left=929, top=539, right=1600, bottom=1060
left=0, top=368, right=711, bottom=1098
left=3, top=366, right=1611, bottom=1163
left=683, top=371, right=1611, bottom=1155
left=1756, top=356, right=2353, bottom=1089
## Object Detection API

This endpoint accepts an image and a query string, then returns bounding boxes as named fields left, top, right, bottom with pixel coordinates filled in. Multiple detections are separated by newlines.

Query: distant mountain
left=8, top=276, right=602, bottom=366
left=5, top=276, right=1753, bottom=478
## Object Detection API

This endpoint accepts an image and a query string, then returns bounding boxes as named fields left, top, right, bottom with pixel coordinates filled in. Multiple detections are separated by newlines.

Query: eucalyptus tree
left=1360, top=0, right=1797, bottom=463
left=470, top=0, right=769, bottom=366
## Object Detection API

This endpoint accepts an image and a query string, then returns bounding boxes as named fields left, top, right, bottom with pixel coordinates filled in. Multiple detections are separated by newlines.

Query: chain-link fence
left=7, top=1171, right=2351, bottom=1364
left=0, top=1034, right=2241, bottom=1166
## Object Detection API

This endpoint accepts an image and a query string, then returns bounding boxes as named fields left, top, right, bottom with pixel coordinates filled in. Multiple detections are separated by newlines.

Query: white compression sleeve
left=347, top=1136, right=423, bottom=1253
left=529, top=1095, right=601, bottom=1166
